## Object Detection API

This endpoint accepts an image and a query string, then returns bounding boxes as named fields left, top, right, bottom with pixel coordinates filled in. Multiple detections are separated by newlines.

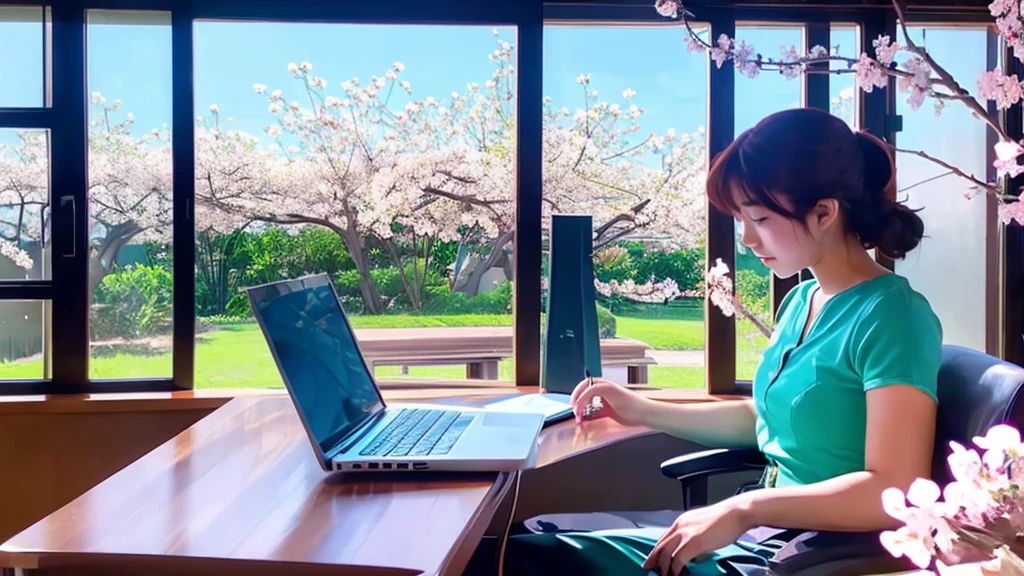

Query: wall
left=0, top=406, right=214, bottom=542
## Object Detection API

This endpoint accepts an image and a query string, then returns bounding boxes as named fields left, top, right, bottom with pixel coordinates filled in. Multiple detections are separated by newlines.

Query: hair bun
left=852, top=131, right=924, bottom=259
left=856, top=131, right=896, bottom=204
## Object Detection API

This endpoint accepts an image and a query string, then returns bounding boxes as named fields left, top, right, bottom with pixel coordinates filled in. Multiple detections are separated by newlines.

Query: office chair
left=521, top=345, right=1024, bottom=575
left=659, top=344, right=1024, bottom=575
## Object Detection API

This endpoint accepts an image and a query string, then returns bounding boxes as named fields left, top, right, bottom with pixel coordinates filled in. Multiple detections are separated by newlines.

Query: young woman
left=504, top=107, right=943, bottom=576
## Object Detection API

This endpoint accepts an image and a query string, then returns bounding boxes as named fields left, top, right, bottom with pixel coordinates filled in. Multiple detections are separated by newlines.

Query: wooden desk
left=0, top=392, right=660, bottom=576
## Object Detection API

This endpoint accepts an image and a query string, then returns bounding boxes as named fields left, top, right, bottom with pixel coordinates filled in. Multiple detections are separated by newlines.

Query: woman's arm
left=731, top=384, right=937, bottom=531
left=639, top=396, right=759, bottom=449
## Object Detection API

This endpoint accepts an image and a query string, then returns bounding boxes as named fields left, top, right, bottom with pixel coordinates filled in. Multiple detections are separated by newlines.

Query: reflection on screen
left=251, top=277, right=383, bottom=453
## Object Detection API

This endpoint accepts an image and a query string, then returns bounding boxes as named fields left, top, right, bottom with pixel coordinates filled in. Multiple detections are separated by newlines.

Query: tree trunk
left=456, top=230, right=514, bottom=298
left=340, top=227, right=384, bottom=315
left=88, top=221, right=144, bottom=296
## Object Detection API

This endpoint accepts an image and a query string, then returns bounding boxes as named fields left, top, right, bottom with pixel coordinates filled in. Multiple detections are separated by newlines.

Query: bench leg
left=628, top=365, right=648, bottom=385
left=467, top=361, right=499, bottom=380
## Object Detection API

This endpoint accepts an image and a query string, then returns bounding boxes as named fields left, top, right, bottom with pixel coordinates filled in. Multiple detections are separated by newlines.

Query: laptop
left=247, top=273, right=545, bottom=474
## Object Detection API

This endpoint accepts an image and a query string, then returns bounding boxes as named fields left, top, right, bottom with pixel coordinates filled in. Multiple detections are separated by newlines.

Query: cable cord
left=496, top=469, right=522, bottom=576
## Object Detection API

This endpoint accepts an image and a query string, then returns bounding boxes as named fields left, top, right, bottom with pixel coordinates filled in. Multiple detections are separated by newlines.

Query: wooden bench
left=352, top=326, right=655, bottom=384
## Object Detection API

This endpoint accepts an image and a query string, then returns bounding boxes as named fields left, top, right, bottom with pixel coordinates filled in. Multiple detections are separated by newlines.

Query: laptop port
left=397, top=463, right=409, bottom=470
left=413, top=462, right=429, bottom=470
left=382, top=463, right=392, bottom=469
left=368, top=462, right=379, bottom=469
left=352, top=464, right=362, bottom=469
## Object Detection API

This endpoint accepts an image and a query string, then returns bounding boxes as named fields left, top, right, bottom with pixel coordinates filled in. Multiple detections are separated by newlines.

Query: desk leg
left=467, top=360, right=499, bottom=380
left=628, top=365, right=648, bottom=385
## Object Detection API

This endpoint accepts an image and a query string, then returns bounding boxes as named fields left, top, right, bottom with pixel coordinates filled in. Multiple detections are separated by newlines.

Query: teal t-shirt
left=753, top=273, right=943, bottom=487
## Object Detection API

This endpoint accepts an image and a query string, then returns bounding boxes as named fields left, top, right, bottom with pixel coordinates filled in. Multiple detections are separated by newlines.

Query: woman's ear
left=809, top=199, right=841, bottom=234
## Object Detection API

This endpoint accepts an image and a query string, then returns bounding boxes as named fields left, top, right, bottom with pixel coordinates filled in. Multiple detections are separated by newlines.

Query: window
left=893, top=25, right=997, bottom=352
left=0, top=6, right=53, bottom=385
left=0, top=0, right=1009, bottom=397
left=0, top=6, right=48, bottom=109
left=0, top=129, right=49, bottom=281
left=86, top=10, right=173, bottom=379
left=0, top=126, right=50, bottom=380
left=732, top=24, right=804, bottom=381
left=542, top=23, right=709, bottom=390
left=192, top=21, right=517, bottom=389
left=831, top=24, right=858, bottom=128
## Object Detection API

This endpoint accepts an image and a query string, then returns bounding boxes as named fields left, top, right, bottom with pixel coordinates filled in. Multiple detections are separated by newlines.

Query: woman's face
left=734, top=191, right=833, bottom=279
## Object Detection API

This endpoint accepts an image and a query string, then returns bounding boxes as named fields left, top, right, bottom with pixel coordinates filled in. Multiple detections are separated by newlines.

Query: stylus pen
left=585, top=368, right=594, bottom=387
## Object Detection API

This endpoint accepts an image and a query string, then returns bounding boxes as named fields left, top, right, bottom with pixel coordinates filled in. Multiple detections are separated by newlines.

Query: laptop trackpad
left=481, top=412, right=539, bottom=427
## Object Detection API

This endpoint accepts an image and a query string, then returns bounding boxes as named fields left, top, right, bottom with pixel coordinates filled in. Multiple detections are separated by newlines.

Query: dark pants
left=501, top=511, right=779, bottom=576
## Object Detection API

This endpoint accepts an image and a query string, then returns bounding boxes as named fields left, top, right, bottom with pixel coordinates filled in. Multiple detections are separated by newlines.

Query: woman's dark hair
left=706, top=107, right=924, bottom=259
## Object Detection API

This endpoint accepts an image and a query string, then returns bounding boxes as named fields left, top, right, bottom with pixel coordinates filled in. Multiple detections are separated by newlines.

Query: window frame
left=0, top=0, right=1015, bottom=399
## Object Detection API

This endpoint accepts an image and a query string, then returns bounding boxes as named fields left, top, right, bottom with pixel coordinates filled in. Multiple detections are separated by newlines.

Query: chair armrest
left=660, top=448, right=768, bottom=510
left=660, top=447, right=768, bottom=480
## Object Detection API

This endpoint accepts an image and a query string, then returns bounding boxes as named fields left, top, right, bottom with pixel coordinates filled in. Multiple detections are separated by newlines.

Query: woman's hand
left=642, top=499, right=753, bottom=576
left=569, top=377, right=652, bottom=427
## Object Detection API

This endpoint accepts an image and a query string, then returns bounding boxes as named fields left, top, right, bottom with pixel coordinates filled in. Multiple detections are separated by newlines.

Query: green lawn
left=0, top=309, right=767, bottom=389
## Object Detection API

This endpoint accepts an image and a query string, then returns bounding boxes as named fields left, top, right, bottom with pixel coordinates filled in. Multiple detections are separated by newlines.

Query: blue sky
left=1, top=17, right=863, bottom=145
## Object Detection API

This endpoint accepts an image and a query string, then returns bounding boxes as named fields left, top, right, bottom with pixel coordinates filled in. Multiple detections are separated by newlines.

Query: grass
left=0, top=307, right=768, bottom=389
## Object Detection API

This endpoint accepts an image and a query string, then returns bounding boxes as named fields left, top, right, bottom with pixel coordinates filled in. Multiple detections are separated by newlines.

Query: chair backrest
left=932, top=344, right=1024, bottom=484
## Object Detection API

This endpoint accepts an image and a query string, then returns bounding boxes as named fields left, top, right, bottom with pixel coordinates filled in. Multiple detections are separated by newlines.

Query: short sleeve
left=852, top=292, right=943, bottom=403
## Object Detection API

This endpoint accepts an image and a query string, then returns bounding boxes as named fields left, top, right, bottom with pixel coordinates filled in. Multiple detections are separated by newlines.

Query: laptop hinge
left=325, top=409, right=387, bottom=461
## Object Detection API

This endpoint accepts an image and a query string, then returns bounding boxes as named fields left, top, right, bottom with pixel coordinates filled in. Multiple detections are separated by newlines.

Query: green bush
left=422, top=281, right=512, bottom=315
left=735, top=268, right=770, bottom=319
left=592, top=242, right=706, bottom=296
left=630, top=244, right=705, bottom=293
left=91, top=264, right=173, bottom=341
left=596, top=304, right=617, bottom=338
left=225, top=293, right=251, bottom=318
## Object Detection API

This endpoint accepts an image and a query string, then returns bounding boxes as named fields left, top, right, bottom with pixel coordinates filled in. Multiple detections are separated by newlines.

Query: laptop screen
left=248, top=274, right=385, bottom=455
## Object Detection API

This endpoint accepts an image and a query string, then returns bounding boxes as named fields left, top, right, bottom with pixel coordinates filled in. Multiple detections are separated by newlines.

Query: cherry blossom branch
left=704, top=258, right=773, bottom=339
left=893, top=147, right=1001, bottom=196
left=890, top=0, right=1013, bottom=144
left=654, top=0, right=1024, bottom=226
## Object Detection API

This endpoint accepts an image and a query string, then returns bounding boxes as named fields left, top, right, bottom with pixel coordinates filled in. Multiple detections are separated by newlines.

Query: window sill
left=0, top=380, right=743, bottom=415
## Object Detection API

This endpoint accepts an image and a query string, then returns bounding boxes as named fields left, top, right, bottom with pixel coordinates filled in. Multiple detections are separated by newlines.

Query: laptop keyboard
left=359, top=409, right=474, bottom=457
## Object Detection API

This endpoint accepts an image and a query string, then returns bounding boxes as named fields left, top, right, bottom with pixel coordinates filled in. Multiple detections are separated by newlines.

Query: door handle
left=59, top=195, right=75, bottom=258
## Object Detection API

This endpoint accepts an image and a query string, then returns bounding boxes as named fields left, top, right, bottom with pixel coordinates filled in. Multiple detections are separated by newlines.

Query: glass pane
left=831, top=24, right=858, bottom=128
left=894, top=26, right=991, bottom=350
left=0, top=300, right=48, bottom=380
left=733, top=25, right=804, bottom=381
left=0, top=7, right=46, bottom=108
left=0, top=128, right=50, bottom=280
left=193, top=22, right=517, bottom=389
left=86, top=11, right=173, bottom=379
left=542, top=23, right=709, bottom=391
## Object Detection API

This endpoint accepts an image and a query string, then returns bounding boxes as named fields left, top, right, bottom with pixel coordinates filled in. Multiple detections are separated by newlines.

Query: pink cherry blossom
left=994, top=141, right=1024, bottom=179
left=854, top=53, right=888, bottom=93
left=880, top=525, right=936, bottom=569
left=977, top=69, right=1024, bottom=110
left=654, top=0, right=679, bottom=18
left=973, top=424, right=1023, bottom=453
left=1001, top=201, right=1024, bottom=226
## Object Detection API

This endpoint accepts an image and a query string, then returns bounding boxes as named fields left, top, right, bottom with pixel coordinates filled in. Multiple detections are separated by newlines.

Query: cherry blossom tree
left=653, top=0, right=1024, bottom=221
left=195, top=31, right=709, bottom=311
left=0, top=131, right=47, bottom=272
left=209, top=58, right=501, bottom=313
left=0, top=93, right=172, bottom=288
left=87, top=92, right=173, bottom=293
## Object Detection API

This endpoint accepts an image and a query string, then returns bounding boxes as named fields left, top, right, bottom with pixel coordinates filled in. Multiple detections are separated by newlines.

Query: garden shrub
left=91, top=264, right=173, bottom=341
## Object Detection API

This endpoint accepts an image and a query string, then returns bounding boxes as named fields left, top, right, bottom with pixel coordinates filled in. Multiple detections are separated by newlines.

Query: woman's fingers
left=642, top=530, right=679, bottom=574
left=571, top=386, right=602, bottom=422
left=568, top=379, right=592, bottom=405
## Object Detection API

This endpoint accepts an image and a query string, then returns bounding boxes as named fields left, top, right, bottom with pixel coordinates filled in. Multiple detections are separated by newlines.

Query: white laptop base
left=328, top=404, right=543, bottom=473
